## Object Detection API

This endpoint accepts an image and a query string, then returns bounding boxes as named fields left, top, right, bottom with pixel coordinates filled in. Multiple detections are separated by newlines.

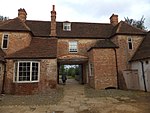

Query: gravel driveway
left=0, top=86, right=64, bottom=106
left=0, top=80, right=150, bottom=113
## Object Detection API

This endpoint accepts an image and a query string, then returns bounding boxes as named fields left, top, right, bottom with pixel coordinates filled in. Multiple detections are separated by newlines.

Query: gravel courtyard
left=0, top=79, right=150, bottom=113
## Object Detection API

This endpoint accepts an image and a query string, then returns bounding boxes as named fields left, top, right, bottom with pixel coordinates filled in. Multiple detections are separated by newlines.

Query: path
left=54, top=79, right=88, bottom=113
left=0, top=79, right=91, bottom=113
left=1, top=79, right=149, bottom=113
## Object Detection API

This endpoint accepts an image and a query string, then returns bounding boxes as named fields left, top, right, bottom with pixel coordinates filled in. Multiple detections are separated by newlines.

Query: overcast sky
left=0, top=0, right=150, bottom=30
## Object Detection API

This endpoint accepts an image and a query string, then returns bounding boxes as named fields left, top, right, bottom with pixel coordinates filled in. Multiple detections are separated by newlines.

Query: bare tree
left=124, top=16, right=147, bottom=30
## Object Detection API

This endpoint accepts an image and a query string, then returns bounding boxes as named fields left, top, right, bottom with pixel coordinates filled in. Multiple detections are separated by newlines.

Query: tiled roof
left=131, top=32, right=150, bottom=61
left=56, top=22, right=113, bottom=38
left=0, top=18, right=30, bottom=31
left=6, top=38, right=57, bottom=59
left=25, top=21, right=114, bottom=38
left=88, top=39, right=118, bottom=51
left=0, top=18, right=146, bottom=38
left=25, top=20, right=50, bottom=37
left=111, top=21, right=146, bottom=36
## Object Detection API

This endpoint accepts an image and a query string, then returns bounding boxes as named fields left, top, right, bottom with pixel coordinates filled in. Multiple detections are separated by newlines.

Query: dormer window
left=63, top=22, right=71, bottom=31
left=1, top=34, right=9, bottom=49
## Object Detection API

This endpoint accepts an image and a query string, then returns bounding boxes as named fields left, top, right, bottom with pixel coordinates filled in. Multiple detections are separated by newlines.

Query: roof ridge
left=116, top=21, right=122, bottom=33
left=121, top=21, right=147, bottom=33
left=0, top=19, right=12, bottom=27
left=26, top=20, right=50, bottom=22
left=16, top=18, right=31, bottom=31
left=26, top=20, right=112, bottom=25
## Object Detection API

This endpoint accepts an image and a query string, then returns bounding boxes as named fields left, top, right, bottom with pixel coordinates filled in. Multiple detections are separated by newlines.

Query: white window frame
left=69, top=41, right=78, bottom=53
left=1, top=33, right=9, bottom=49
left=127, top=37, right=133, bottom=50
left=14, top=61, right=40, bottom=83
left=63, top=22, right=71, bottom=31
left=89, top=62, right=94, bottom=76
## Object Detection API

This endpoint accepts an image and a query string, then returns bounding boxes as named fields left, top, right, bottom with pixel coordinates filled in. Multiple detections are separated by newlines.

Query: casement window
left=69, top=41, right=78, bottom=53
left=1, top=34, right=9, bottom=49
left=14, top=61, right=40, bottom=83
left=89, top=63, right=94, bottom=76
left=63, top=22, right=71, bottom=31
left=128, top=37, right=133, bottom=50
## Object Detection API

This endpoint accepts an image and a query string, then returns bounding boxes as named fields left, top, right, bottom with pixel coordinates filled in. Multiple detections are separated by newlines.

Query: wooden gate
left=123, top=70, right=140, bottom=90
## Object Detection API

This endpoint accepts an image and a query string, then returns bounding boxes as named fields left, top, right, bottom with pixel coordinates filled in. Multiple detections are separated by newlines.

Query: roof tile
left=6, top=38, right=57, bottom=59
left=111, top=21, right=146, bottom=36
left=0, top=18, right=30, bottom=31
left=88, top=39, right=118, bottom=51
left=131, top=32, right=150, bottom=61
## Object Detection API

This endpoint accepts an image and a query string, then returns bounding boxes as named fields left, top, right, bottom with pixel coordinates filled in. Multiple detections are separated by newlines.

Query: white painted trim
left=13, top=61, right=40, bottom=83
left=1, top=33, right=9, bottom=49
left=89, top=62, right=93, bottom=76
left=127, top=36, right=133, bottom=50
left=63, top=22, right=71, bottom=31
left=69, top=41, right=78, bottom=53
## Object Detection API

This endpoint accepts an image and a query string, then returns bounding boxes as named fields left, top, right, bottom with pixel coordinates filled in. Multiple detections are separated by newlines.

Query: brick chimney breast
left=18, top=8, right=27, bottom=22
left=50, top=5, right=57, bottom=37
left=110, top=14, right=118, bottom=26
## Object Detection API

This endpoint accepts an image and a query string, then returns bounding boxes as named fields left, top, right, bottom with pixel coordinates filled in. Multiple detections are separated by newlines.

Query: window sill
left=69, top=51, right=78, bottom=53
left=1, top=48, right=8, bottom=50
left=13, top=81, right=39, bottom=84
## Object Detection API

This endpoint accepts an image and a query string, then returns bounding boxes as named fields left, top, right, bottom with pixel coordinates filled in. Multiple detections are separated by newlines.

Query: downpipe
left=1, top=60, right=6, bottom=94
left=140, top=61, right=147, bottom=92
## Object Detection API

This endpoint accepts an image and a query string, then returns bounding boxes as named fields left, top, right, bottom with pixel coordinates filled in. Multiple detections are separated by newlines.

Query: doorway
left=57, top=64, right=83, bottom=85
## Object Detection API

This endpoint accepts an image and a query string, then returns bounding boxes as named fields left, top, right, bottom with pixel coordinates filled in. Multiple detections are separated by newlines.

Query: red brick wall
left=111, top=35, right=144, bottom=89
left=11, top=83, right=39, bottom=95
left=0, top=32, right=32, bottom=55
left=57, top=39, right=97, bottom=57
left=4, top=59, right=57, bottom=95
left=0, top=63, right=4, bottom=93
left=111, top=35, right=144, bottom=71
left=88, top=48, right=117, bottom=89
left=88, top=49, right=95, bottom=88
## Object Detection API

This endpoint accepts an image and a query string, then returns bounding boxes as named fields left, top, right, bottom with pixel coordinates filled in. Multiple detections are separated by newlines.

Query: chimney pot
left=18, top=8, right=27, bottom=22
left=110, top=14, right=118, bottom=26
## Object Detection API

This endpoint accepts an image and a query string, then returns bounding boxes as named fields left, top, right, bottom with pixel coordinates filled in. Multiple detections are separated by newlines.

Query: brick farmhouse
left=0, top=5, right=149, bottom=94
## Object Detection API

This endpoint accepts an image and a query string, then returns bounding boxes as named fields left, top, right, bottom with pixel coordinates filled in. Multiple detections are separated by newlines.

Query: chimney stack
left=110, top=14, right=118, bottom=26
left=18, top=8, right=27, bottom=22
left=50, top=5, right=57, bottom=37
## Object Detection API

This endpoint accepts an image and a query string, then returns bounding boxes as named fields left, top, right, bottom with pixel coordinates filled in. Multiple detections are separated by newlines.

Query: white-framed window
left=1, top=34, right=9, bottom=49
left=128, top=37, right=133, bottom=50
left=89, top=63, right=94, bottom=76
left=63, top=22, right=71, bottom=31
left=69, top=41, right=78, bottom=53
left=14, top=61, right=40, bottom=83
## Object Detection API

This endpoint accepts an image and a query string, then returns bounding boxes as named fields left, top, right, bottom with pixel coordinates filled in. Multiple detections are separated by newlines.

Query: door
left=146, top=70, right=150, bottom=92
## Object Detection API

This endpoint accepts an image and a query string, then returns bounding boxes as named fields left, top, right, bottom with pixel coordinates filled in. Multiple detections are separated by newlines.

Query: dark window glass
left=128, top=37, right=133, bottom=50
left=128, top=42, right=133, bottom=49
left=2, top=35, right=9, bottom=49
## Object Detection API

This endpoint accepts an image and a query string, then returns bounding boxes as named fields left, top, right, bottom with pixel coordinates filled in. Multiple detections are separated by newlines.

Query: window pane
left=69, top=41, right=77, bottom=52
left=63, top=23, right=71, bottom=31
left=129, top=42, right=133, bottom=49
left=18, top=62, right=30, bottom=81
left=128, top=38, right=131, bottom=41
left=128, top=37, right=133, bottom=50
left=15, top=61, right=39, bottom=82
left=2, top=35, right=8, bottom=48
left=32, top=63, right=38, bottom=81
